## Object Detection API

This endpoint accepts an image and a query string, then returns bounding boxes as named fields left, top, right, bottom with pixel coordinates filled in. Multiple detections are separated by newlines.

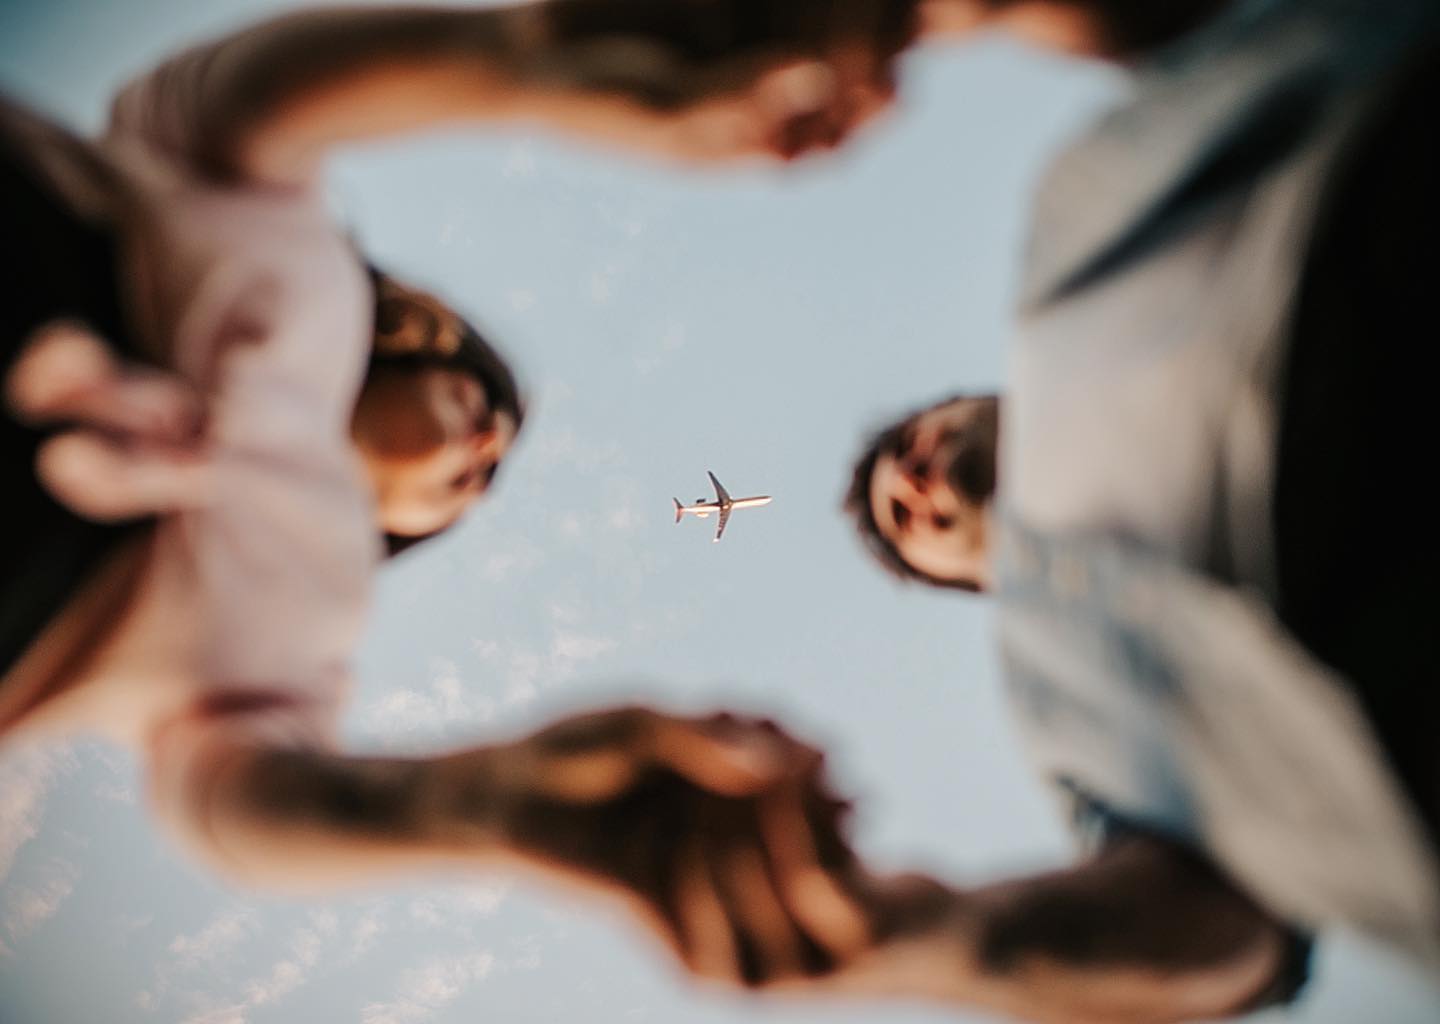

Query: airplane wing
left=707, top=471, right=731, bottom=505
left=714, top=505, right=731, bottom=542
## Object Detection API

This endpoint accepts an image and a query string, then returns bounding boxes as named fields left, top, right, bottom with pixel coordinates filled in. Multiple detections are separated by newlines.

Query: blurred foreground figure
left=819, top=0, right=1440, bottom=1018
left=0, top=0, right=925, bottom=989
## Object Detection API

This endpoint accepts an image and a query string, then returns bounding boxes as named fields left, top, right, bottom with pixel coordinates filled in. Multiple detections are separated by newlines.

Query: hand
left=4, top=320, right=212, bottom=520
left=526, top=0, right=924, bottom=160
left=459, top=706, right=876, bottom=986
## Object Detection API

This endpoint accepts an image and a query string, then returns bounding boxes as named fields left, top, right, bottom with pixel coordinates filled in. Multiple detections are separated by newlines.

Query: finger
left=860, top=871, right=956, bottom=944
left=524, top=746, right=644, bottom=802
left=64, top=371, right=204, bottom=444
left=518, top=707, right=653, bottom=802
left=716, top=839, right=811, bottom=984
left=753, top=59, right=839, bottom=123
left=672, top=834, right=743, bottom=984
left=760, top=784, right=873, bottom=966
left=523, top=710, right=801, bottom=803
left=645, top=716, right=793, bottom=797
left=5, top=320, right=204, bottom=442
left=5, top=321, right=118, bottom=425
left=36, top=431, right=214, bottom=521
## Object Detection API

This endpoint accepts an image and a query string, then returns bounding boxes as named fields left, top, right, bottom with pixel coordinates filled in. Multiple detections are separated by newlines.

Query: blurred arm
left=108, top=1, right=921, bottom=186
left=837, top=835, right=1302, bottom=1023
left=108, top=6, right=537, bottom=188
left=148, top=706, right=873, bottom=985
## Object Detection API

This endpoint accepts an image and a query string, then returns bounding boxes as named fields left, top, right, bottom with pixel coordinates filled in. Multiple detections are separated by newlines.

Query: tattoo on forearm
left=242, top=750, right=430, bottom=838
left=978, top=839, right=1279, bottom=975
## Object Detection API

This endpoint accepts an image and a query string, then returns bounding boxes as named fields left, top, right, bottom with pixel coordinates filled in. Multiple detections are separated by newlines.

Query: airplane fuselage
left=677, top=497, right=772, bottom=519
left=673, top=472, right=772, bottom=541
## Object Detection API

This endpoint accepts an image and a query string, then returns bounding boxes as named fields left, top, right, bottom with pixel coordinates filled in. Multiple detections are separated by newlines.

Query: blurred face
left=351, top=365, right=517, bottom=538
left=868, top=399, right=996, bottom=590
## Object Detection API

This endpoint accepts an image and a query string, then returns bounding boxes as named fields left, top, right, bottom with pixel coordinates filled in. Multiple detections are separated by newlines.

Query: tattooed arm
left=838, top=834, right=1305, bottom=1023
left=148, top=706, right=871, bottom=986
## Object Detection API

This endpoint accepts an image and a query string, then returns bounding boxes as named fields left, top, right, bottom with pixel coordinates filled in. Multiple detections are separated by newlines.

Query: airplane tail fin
left=673, top=498, right=684, bottom=524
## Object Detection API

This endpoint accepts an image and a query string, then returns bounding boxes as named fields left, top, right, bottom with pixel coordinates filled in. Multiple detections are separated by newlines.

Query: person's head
left=844, top=393, right=1000, bottom=592
left=351, top=271, right=524, bottom=552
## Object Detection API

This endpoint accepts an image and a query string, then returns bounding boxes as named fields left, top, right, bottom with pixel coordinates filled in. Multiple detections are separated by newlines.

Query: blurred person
left=798, top=0, right=1440, bottom=1017
left=0, top=0, right=927, bottom=989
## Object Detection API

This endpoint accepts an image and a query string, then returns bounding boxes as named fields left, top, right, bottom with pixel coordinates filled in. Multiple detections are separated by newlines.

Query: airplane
left=673, top=471, right=772, bottom=542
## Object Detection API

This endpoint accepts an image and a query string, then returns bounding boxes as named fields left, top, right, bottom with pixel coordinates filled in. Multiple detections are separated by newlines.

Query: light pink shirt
left=15, top=67, right=382, bottom=860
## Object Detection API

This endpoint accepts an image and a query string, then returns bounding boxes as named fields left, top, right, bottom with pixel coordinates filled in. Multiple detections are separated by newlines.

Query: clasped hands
left=458, top=705, right=919, bottom=989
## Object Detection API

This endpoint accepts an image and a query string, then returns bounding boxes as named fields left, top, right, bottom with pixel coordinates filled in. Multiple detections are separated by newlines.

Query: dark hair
left=366, top=267, right=526, bottom=556
left=842, top=393, right=1000, bottom=593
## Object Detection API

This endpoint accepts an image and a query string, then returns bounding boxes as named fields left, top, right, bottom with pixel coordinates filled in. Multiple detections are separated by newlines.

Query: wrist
left=424, top=746, right=516, bottom=855
left=896, top=886, right=987, bottom=1005
left=838, top=877, right=985, bottom=1006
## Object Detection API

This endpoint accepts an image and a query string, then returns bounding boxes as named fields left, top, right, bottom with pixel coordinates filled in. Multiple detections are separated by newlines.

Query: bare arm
left=832, top=836, right=1303, bottom=1023
left=149, top=707, right=871, bottom=984
left=109, top=6, right=538, bottom=187
left=109, top=1, right=921, bottom=187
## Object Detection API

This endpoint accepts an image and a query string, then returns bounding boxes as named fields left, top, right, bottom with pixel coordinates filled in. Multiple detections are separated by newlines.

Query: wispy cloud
left=173, top=914, right=336, bottom=1024
left=345, top=905, right=389, bottom=964
left=360, top=950, right=496, bottom=1024
left=405, top=882, right=510, bottom=937
left=2, top=857, right=79, bottom=946
left=551, top=630, right=618, bottom=665
left=359, top=658, right=499, bottom=744
left=167, top=907, right=262, bottom=970
left=527, top=428, right=626, bottom=476
left=242, top=959, right=305, bottom=1008
left=478, top=539, right=545, bottom=584
left=635, top=322, right=688, bottom=376
left=180, top=1006, right=247, bottom=1024
left=0, top=744, right=77, bottom=883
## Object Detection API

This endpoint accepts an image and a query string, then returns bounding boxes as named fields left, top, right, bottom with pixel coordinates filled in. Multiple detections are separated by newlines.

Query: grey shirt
left=997, top=0, right=1440, bottom=967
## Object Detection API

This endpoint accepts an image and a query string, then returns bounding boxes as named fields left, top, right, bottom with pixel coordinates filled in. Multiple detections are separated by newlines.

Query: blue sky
left=2, top=1, right=1439, bottom=1022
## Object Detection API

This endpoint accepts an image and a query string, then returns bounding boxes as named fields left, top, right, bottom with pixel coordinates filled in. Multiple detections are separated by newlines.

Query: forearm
left=115, top=1, right=921, bottom=186
left=114, top=1, right=764, bottom=187
left=845, top=840, right=1298, bottom=1023
left=167, top=741, right=513, bottom=890
left=113, top=6, right=541, bottom=186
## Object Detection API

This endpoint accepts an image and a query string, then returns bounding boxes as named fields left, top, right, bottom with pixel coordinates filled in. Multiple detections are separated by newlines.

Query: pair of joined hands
left=470, top=706, right=949, bottom=989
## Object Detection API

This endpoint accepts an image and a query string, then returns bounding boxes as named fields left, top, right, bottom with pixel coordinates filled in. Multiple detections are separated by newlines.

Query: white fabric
left=6, top=65, right=381, bottom=846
